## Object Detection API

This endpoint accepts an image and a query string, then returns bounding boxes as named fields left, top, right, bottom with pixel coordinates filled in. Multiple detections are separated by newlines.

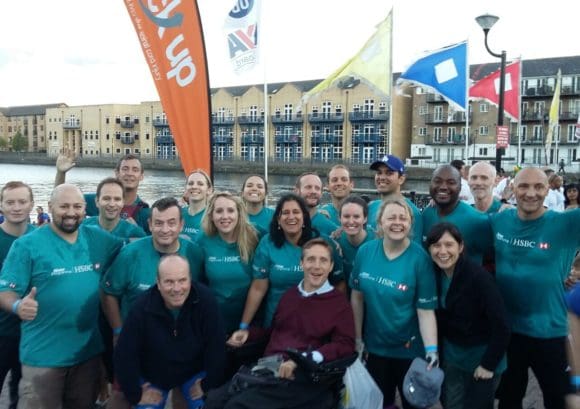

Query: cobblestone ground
left=0, top=369, right=550, bottom=409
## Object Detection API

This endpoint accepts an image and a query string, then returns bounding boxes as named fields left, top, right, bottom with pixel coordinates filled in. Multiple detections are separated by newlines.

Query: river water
left=0, top=163, right=429, bottom=212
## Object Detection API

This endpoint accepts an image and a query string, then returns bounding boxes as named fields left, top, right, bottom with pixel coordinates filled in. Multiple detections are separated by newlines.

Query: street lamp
left=476, top=13, right=506, bottom=173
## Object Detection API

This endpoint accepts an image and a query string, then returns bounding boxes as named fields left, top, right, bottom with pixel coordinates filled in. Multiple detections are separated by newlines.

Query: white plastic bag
left=341, top=358, right=383, bottom=409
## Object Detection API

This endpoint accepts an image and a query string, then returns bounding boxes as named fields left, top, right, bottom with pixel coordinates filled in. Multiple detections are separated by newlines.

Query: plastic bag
left=341, top=358, right=383, bottom=409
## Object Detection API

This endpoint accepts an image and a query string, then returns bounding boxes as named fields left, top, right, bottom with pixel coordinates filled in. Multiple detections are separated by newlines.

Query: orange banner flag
left=124, top=0, right=212, bottom=177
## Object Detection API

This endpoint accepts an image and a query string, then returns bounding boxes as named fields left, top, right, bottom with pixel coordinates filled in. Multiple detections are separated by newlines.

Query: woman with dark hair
left=564, top=183, right=579, bottom=210
left=241, top=175, right=274, bottom=234
left=426, top=222, right=510, bottom=409
left=235, top=193, right=344, bottom=331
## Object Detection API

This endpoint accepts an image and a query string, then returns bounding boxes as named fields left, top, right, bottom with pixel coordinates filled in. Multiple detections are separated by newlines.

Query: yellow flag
left=545, top=69, right=561, bottom=149
left=304, top=10, right=392, bottom=99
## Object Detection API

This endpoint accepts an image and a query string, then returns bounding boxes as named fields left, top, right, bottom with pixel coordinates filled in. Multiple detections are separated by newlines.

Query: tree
left=11, top=131, right=27, bottom=152
left=0, top=138, right=8, bottom=151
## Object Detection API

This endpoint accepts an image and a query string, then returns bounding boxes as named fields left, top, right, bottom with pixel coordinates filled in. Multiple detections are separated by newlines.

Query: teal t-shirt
left=337, top=230, right=375, bottom=287
left=252, top=232, right=344, bottom=327
left=0, top=224, right=123, bottom=367
left=319, top=203, right=340, bottom=226
left=248, top=207, right=275, bottom=235
left=311, top=212, right=339, bottom=236
left=368, top=198, right=423, bottom=243
left=474, top=199, right=502, bottom=214
left=101, top=236, right=203, bottom=320
left=198, top=234, right=253, bottom=334
left=439, top=273, right=506, bottom=373
left=491, top=209, right=580, bottom=338
left=0, top=224, right=35, bottom=338
left=83, top=216, right=146, bottom=243
left=84, top=193, right=150, bottom=234
left=350, top=239, right=437, bottom=359
left=181, top=207, right=206, bottom=241
left=422, top=201, right=492, bottom=265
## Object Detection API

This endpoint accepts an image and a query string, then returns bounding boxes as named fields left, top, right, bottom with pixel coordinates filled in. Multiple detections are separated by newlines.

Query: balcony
left=275, top=134, right=301, bottom=144
left=153, top=118, right=169, bottom=127
left=120, top=120, right=135, bottom=128
left=561, top=111, right=579, bottom=121
left=212, top=135, right=233, bottom=144
left=561, top=86, right=580, bottom=96
left=120, top=136, right=135, bottom=145
left=211, top=115, right=235, bottom=125
left=424, top=114, right=446, bottom=125
left=311, top=133, right=342, bottom=144
left=352, top=133, right=383, bottom=144
left=156, top=135, right=173, bottom=144
left=447, top=112, right=470, bottom=123
left=521, top=111, right=546, bottom=122
left=348, top=111, right=389, bottom=122
left=238, top=115, right=264, bottom=124
left=63, top=119, right=81, bottom=129
left=241, top=135, right=264, bottom=145
left=308, top=112, right=344, bottom=123
left=426, top=93, right=445, bottom=103
left=271, top=113, right=304, bottom=124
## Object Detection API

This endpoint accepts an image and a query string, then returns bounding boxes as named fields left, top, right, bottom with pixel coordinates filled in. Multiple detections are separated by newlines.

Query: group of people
left=0, top=151, right=579, bottom=409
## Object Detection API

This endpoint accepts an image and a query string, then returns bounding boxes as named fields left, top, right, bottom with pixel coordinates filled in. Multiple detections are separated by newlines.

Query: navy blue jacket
left=114, top=282, right=226, bottom=404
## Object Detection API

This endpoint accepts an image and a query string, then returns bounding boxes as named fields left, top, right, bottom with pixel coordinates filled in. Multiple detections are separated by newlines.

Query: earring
left=277, top=225, right=281, bottom=230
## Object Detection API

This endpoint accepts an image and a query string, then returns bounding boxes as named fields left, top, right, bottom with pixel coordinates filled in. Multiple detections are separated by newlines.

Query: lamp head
left=475, top=14, right=499, bottom=31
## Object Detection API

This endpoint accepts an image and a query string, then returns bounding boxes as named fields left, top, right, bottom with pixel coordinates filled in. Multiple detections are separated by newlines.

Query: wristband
left=239, top=322, right=249, bottom=330
left=572, top=375, right=580, bottom=388
left=425, top=345, right=438, bottom=353
left=11, top=299, right=22, bottom=315
left=113, top=326, right=123, bottom=336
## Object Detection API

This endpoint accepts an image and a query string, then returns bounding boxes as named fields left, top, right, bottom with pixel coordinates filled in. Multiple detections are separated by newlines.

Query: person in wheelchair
left=205, top=238, right=356, bottom=409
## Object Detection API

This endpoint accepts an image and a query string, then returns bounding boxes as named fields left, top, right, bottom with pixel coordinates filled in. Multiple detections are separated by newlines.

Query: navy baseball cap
left=369, top=154, right=405, bottom=174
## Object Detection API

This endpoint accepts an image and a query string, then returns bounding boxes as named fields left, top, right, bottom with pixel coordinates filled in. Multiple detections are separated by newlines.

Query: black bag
left=227, top=365, right=286, bottom=394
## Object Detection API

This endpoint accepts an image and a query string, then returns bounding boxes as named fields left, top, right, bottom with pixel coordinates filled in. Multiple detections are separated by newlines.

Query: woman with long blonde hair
left=182, top=169, right=213, bottom=240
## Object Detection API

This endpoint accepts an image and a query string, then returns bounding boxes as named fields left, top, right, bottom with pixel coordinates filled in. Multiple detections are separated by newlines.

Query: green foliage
left=11, top=131, right=27, bottom=152
left=0, top=138, right=8, bottom=150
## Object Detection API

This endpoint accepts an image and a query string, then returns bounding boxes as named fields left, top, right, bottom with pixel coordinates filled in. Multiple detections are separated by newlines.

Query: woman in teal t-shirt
left=199, top=192, right=259, bottom=335
left=350, top=197, right=438, bottom=409
left=240, top=174, right=274, bottom=235
left=182, top=169, right=213, bottom=240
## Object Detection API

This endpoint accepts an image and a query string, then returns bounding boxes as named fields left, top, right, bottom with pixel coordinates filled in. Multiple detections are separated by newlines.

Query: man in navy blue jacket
left=114, top=254, right=226, bottom=408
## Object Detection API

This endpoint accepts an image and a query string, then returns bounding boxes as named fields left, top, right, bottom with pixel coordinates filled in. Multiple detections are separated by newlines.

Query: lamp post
left=476, top=13, right=506, bottom=173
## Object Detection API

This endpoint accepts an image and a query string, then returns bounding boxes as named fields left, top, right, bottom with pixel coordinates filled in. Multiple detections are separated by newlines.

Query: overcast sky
left=1, top=0, right=578, bottom=107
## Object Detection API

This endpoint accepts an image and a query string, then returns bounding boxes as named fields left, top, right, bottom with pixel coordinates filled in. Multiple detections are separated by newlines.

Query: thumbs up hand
left=18, top=287, right=38, bottom=321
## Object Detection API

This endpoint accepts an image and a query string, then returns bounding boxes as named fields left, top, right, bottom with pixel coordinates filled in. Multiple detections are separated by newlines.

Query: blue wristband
left=11, top=299, right=21, bottom=315
left=572, top=375, right=580, bottom=388
left=113, top=326, right=123, bottom=336
left=239, top=322, right=249, bottom=330
left=425, top=345, right=438, bottom=353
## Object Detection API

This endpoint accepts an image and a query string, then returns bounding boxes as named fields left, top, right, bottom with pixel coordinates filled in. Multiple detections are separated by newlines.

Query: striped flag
left=224, top=0, right=261, bottom=74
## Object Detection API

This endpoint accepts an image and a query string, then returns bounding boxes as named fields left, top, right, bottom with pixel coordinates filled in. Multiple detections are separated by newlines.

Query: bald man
left=468, top=161, right=503, bottom=214
left=491, top=168, right=580, bottom=409
left=0, top=184, right=124, bottom=409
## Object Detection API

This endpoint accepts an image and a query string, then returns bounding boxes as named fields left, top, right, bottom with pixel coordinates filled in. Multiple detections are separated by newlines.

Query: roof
left=470, top=55, right=580, bottom=81
left=0, top=103, right=67, bottom=117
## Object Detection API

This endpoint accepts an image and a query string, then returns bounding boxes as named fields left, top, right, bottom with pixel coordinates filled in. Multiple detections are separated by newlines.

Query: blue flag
left=397, top=41, right=467, bottom=111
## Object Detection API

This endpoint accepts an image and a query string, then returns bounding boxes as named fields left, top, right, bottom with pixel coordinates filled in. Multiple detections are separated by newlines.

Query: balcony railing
left=211, top=116, right=235, bottom=125
left=156, top=135, right=173, bottom=144
left=311, top=133, right=342, bottom=144
left=212, top=135, right=233, bottom=144
left=63, top=119, right=81, bottom=129
left=352, top=133, right=384, bottom=144
left=426, top=94, right=445, bottom=102
left=275, top=134, right=301, bottom=144
left=521, top=111, right=547, bottom=122
left=153, top=118, right=169, bottom=127
left=424, top=114, right=446, bottom=124
left=120, top=136, right=135, bottom=145
left=238, top=115, right=264, bottom=124
left=271, top=113, right=304, bottom=124
left=308, top=112, right=344, bottom=123
left=348, top=111, right=389, bottom=122
left=120, top=120, right=135, bottom=128
left=241, top=135, right=264, bottom=144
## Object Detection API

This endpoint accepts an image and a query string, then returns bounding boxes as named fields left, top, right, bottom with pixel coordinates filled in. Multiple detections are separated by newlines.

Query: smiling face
left=277, top=200, right=304, bottom=238
left=211, top=196, right=239, bottom=240
left=149, top=205, right=183, bottom=251
left=380, top=202, right=411, bottom=242
left=157, top=256, right=191, bottom=310
left=96, top=182, right=124, bottom=222
left=374, top=164, right=405, bottom=195
left=49, top=185, right=86, bottom=234
left=1, top=186, right=34, bottom=225
left=186, top=172, right=212, bottom=204
left=242, top=176, right=267, bottom=205
left=327, top=167, right=353, bottom=201
left=468, top=162, right=495, bottom=201
left=430, top=166, right=461, bottom=208
left=115, top=158, right=143, bottom=191
left=429, top=231, right=464, bottom=275
left=514, top=168, right=548, bottom=219
left=566, top=186, right=579, bottom=202
left=340, top=202, right=366, bottom=237
left=301, top=243, right=333, bottom=293
left=296, top=174, right=323, bottom=209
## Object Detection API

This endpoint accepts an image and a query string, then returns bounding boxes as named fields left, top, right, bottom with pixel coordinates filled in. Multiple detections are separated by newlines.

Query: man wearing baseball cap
left=367, top=154, right=423, bottom=242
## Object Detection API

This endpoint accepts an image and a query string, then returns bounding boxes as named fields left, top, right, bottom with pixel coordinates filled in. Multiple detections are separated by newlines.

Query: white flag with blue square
left=397, top=41, right=468, bottom=111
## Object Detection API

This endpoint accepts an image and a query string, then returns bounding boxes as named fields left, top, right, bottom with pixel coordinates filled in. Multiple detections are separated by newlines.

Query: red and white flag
left=469, top=60, right=521, bottom=121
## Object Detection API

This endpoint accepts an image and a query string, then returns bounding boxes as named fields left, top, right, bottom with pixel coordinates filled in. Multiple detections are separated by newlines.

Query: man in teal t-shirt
left=102, top=197, right=202, bottom=329
left=422, top=165, right=492, bottom=265
left=0, top=181, right=36, bottom=409
left=83, top=177, right=146, bottom=243
left=320, top=165, right=354, bottom=225
left=294, top=173, right=339, bottom=236
left=0, top=184, right=123, bottom=408
left=367, top=155, right=423, bottom=242
left=55, top=151, right=151, bottom=233
left=491, top=167, right=580, bottom=409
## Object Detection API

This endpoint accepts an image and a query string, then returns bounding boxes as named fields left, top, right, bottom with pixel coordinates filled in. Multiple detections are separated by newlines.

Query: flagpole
left=517, top=58, right=522, bottom=165
left=261, top=1, right=269, bottom=183
left=388, top=7, right=394, bottom=155
left=465, top=40, right=470, bottom=162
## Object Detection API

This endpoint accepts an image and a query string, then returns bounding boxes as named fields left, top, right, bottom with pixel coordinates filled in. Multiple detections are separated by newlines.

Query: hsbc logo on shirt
left=496, top=233, right=550, bottom=250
